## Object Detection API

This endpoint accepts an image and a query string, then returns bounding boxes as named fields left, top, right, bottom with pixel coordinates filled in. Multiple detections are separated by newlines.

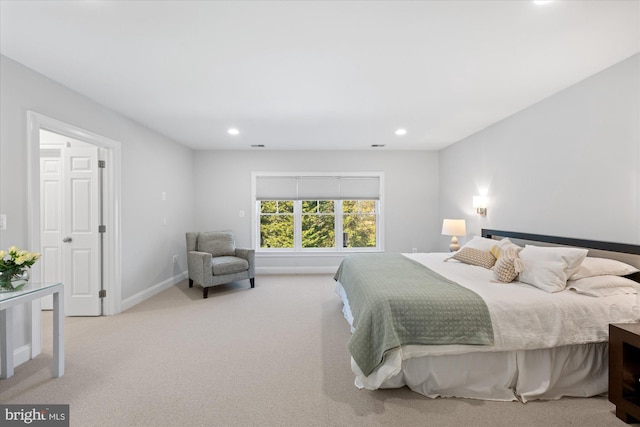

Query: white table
left=0, top=282, right=64, bottom=378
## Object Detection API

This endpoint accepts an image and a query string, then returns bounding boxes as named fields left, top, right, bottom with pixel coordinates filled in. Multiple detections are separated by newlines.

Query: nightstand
left=609, top=323, right=640, bottom=424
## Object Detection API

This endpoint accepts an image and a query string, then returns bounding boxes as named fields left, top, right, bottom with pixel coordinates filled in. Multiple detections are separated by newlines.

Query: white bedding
left=336, top=252, right=639, bottom=400
left=398, top=253, right=637, bottom=352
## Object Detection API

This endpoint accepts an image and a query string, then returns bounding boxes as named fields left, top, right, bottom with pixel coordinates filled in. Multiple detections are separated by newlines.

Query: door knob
left=63, top=237, right=72, bottom=243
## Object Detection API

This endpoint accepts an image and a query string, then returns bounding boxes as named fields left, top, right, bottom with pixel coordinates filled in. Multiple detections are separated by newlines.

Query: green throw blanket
left=334, top=253, right=494, bottom=376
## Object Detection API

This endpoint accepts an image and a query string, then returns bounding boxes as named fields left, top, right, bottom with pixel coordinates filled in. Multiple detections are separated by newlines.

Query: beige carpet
left=0, top=274, right=634, bottom=426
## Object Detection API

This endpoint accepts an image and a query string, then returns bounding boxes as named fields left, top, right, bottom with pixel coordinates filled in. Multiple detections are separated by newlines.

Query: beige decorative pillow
left=490, top=244, right=502, bottom=260
left=490, top=239, right=520, bottom=260
left=493, top=245, right=523, bottom=283
left=446, top=247, right=496, bottom=269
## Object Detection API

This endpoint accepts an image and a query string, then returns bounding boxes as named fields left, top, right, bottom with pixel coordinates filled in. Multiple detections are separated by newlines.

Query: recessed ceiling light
left=227, top=128, right=239, bottom=135
left=394, top=129, right=407, bottom=136
left=533, top=1, right=553, bottom=5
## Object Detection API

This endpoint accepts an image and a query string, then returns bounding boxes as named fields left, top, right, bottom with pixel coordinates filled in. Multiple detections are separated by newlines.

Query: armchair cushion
left=198, top=231, right=235, bottom=257
left=212, top=256, right=249, bottom=276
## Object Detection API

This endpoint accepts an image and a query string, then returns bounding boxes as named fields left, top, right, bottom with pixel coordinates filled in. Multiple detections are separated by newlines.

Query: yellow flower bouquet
left=0, top=246, right=41, bottom=292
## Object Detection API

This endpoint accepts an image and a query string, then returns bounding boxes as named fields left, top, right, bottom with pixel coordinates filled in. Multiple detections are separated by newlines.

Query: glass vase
left=0, top=270, right=29, bottom=293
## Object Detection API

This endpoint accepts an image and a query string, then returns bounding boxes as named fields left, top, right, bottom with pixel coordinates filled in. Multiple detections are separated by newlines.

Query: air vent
left=250, top=144, right=265, bottom=148
left=371, top=144, right=385, bottom=148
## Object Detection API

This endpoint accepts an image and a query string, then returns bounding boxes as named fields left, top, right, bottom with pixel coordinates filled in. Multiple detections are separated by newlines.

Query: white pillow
left=567, top=275, right=639, bottom=297
left=569, top=257, right=639, bottom=280
left=518, top=245, right=589, bottom=293
left=461, top=236, right=508, bottom=252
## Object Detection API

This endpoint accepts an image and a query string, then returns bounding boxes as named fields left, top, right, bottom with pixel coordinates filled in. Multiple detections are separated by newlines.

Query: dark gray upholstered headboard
left=481, top=229, right=640, bottom=283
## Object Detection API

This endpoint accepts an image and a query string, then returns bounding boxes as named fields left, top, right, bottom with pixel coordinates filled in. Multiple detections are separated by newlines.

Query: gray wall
left=439, top=53, right=640, bottom=248
left=2, top=50, right=637, bottom=368
left=193, top=150, right=440, bottom=271
left=1, top=55, right=194, bottom=355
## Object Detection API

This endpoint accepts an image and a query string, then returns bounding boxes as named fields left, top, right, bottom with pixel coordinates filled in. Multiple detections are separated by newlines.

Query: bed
left=334, top=229, right=640, bottom=402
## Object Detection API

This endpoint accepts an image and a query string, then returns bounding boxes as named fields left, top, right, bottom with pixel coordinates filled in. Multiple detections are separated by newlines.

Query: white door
left=63, top=145, right=102, bottom=316
left=39, top=150, right=63, bottom=310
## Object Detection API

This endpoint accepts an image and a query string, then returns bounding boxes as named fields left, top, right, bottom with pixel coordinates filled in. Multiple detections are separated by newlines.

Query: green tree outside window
left=259, top=199, right=377, bottom=249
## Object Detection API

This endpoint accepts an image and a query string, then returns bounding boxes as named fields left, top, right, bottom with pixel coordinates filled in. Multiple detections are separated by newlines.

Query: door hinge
left=98, top=225, right=106, bottom=233
left=98, top=160, right=106, bottom=168
left=99, top=289, right=107, bottom=298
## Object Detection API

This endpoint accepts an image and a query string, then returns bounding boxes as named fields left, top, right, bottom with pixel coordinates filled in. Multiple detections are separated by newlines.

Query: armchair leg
left=250, top=278, right=255, bottom=288
left=189, top=278, right=193, bottom=288
left=203, top=287, right=209, bottom=299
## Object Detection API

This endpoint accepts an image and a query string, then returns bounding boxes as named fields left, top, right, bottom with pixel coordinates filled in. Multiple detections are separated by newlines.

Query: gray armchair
left=186, top=231, right=255, bottom=298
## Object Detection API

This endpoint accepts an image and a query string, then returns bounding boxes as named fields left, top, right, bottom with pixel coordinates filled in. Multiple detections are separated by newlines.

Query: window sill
left=256, top=250, right=383, bottom=258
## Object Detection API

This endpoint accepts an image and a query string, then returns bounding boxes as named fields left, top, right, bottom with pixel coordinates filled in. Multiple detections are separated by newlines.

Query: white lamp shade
left=441, top=219, right=466, bottom=236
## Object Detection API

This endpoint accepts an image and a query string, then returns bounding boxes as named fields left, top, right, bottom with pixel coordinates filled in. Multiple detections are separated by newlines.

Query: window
left=260, top=200, right=294, bottom=248
left=301, top=200, right=335, bottom=248
left=253, top=173, right=383, bottom=252
left=342, top=200, right=377, bottom=248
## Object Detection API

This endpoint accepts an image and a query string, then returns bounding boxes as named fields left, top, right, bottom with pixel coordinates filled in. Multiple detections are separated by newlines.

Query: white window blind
left=338, top=177, right=380, bottom=200
left=255, top=177, right=298, bottom=200
left=255, top=175, right=380, bottom=200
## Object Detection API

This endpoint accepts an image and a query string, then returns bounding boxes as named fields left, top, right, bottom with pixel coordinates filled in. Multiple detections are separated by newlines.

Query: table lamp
left=442, top=219, right=466, bottom=252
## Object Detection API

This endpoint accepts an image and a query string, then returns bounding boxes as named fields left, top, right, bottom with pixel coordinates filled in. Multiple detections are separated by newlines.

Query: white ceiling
left=1, top=1, right=638, bottom=151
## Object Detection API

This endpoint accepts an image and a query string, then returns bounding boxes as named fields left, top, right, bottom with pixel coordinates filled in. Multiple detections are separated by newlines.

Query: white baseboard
left=11, top=344, right=32, bottom=369
left=120, top=270, right=187, bottom=312
left=256, top=266, right=338, bottom=275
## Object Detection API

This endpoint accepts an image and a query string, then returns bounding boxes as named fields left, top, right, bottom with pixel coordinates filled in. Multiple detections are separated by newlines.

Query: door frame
left=27, top=112, right=122, bottom=356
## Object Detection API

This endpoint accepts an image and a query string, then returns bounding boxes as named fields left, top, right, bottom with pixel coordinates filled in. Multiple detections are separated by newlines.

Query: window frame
left=252, top=172, right=384, bottom=254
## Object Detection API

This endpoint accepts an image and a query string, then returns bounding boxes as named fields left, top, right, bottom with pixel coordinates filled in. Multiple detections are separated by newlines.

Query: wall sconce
left=442, top=219, right=466, bottom=252
left=473, top=196, right=488, bottom=215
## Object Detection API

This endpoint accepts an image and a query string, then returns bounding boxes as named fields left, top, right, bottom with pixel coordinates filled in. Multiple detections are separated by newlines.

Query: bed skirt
left=337, top=283, right=608, bottom=402
left=353, top=343, right=608, bottom=402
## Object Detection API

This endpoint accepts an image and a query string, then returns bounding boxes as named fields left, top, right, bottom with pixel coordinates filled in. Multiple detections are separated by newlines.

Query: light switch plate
left=0, top=214, right=6, bottom=231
